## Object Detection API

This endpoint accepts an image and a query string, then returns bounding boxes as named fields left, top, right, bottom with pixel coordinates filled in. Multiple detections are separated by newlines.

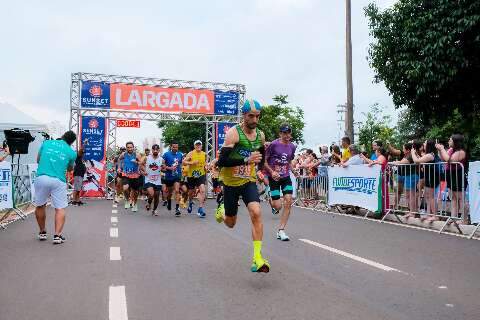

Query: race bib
left=150, top=175, right=159, bottom=181
left=233, top=164, right=253, bottom=178
left=274, top=165, right=288, bottom=175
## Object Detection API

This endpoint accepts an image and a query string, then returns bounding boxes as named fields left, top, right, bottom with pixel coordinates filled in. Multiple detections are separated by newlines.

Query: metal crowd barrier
left=0, top=164, right=32, bottom=228
left=292, top=162, right=476, bottom=239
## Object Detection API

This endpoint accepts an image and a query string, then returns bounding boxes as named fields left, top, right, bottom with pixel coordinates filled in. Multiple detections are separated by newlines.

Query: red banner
left=117, top=119, right=140, bottom=128
left=110, top=84, right=214, bottom=114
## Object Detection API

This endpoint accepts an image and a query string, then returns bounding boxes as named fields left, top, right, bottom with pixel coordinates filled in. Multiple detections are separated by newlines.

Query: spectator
left=362, top=146, right=389, bottom=215
left=330, top=145, right=342, bottom=165
left=34, top=130, right=77, bottom=244
left=340, top=136, right=351, bottom=163
left=72, top=146, right=86, bottom=206
left=341, top=145, right=365, bottom=167
left=391, top=142, right=419, bottom=217
left=412, top=140, right=440, bottom=222
left=318, top=145, right=331, bottom=166
left=371, top=140, right=383, bottom=160
left=0, top=144, right=10, bottom=162
left=436, top=134, right=468, bottom=224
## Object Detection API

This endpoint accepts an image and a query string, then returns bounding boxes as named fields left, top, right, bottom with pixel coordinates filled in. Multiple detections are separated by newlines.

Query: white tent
left=0, top=102, right=48, bottom=164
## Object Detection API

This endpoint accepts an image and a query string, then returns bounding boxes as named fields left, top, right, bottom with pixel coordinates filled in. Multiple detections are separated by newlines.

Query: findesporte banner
left=0, top=161, right=13, bottom=210
left=80, top=116, right=107, bottom=197
left=328, top=165, right=382, bottom=212
left=468, top=161, right=480, bottom=223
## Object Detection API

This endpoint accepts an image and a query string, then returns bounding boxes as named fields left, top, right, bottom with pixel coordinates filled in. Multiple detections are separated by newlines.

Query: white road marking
left=111, top=217, right=118, bottom=223
left=110, top=247, right=121, bottom=261
left=112, top=209, right=118, bottom=214
left=299, top=239, right=405, bottom=273
left=445, top=304, right=454, bottom=308
left=113, top=204, right=118, bottom=208
left=438, top=286, right=448, bottom=289
left=109, top=286, right=128, bottom=320
left=110, top=228, right=118, bottom=238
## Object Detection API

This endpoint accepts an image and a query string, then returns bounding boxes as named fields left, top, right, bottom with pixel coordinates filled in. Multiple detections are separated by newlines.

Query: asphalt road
left=1, top=198, right=479, bottom=320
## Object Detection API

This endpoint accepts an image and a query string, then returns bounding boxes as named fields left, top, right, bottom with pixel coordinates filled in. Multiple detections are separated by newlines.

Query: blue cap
left=242, top=99, right=262, bottom=113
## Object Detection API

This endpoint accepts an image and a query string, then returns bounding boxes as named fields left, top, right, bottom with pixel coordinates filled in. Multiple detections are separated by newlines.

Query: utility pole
left=345, top=0, right=354, bottom=143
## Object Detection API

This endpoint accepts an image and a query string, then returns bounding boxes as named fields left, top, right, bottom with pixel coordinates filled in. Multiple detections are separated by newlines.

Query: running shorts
left=223, top=182, right=260, bottom=217
left=269, top=176, right=294, bottom=200
left=122, top=177, right=141, bottom=190
left=187, top=175, right=206, bottom=189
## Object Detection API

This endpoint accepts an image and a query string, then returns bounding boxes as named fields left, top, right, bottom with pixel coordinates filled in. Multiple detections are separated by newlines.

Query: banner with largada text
left=328, top=165, right=382, bottom=212
left=80, top=81, right=239, bottom=115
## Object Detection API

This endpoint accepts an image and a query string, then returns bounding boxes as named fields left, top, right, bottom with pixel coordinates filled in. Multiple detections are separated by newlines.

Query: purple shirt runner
left=266, top=139, right=296, bottom=178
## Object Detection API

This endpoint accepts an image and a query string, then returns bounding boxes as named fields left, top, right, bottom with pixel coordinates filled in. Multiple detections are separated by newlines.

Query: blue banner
left=216, top=122, right=234, bottom=153
left=81, top=116, right=106, bottom=162
left=81, top=81, right=110, bottom=108
left=214, top=90, right=239, bottom=115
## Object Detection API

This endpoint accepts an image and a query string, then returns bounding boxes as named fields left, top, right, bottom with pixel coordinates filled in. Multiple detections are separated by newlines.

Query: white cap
left=194, top=140, right=202, bottom=146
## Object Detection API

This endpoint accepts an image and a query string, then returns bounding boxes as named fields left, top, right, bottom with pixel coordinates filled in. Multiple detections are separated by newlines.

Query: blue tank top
left=123, top=153, right=139, bottom=178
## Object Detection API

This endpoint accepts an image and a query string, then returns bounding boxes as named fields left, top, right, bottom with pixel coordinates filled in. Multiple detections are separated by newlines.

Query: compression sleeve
left=258, top=146, right=266, bottom=170
left=217, top=147, right=245, bottom=167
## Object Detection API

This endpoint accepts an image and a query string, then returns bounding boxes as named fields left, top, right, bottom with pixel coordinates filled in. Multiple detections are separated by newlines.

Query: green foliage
left=157, top=121, right=205, bottom=154
left=365, top=0, right=480, bottom=159
left=358, top=104, right=396, bottom=154
left=257, top=95, right=305, bottom=144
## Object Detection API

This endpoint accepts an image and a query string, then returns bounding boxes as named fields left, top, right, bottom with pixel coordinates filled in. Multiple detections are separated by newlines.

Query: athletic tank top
left=187, top=151, right=206, bottom=178
left=123, top=153, right=139, bottom=178
left=145, top=155, right=162, bottom=185
left=221, top=125, right=263, bottom=187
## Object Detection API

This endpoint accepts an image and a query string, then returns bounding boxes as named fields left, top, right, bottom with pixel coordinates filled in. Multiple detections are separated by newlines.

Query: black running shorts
left=223, top=182, right=260, bottom=217
left=269, top=176, right=294, bottom=200
left=187, top=175, right=206, bottom=190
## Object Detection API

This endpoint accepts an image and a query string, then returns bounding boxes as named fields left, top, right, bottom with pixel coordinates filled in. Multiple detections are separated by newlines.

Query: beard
left=246, top=122, right=257, bottom=129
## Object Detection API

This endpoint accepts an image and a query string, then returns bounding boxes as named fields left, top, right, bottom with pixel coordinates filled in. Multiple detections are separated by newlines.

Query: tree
left=157, top=121, right=205, bottom=154
left=257, top=95, right=305, bottom=144
left=358, top=104, right=396, bottom=155
left=365, top=0, right=480, bottom=159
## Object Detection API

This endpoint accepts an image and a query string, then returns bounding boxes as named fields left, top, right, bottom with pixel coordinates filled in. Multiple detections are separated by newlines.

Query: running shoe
left=163, top=200, right=167, bottom=207
left=197, top=207, right=206, bottom=218
left=152, top=209, right=158, bottom=216
left=131, top=203, right=138, bottom=212
left=52, top=234, right=66, bottom=245
left=276, top=229, right=290, bottom=241
left=124, top=201, right=130, bottom=209
left=38, top=231, right=48, bottom=241
left=175, top=208, right=181, bottom=217
left=272, top=207, right=279, bottom=215
left=114, top=196, right=120, bottom=204
left=187, top=201, right=194, bottom=214
left=251, top=257, right=270, bottom=273
left=167, top=200, right=172, bottom=211
left=215, top=204, right=225, bottom=223
left=146, top=203, right=151, bottom=211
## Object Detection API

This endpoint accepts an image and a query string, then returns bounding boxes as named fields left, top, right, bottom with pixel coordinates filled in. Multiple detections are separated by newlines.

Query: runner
left=216, top=99, right=270, bottom=273
left=183, top=140, right=207, bottom=218
left=142, top=144, right=162, bottom=216
left=162, top=142, right=183, bottom=216
left=263, top=124, right=297, bottom=241
left=140, top=148, right=150, bottom=199
left=118, top=142, right=143, bottom=212
left=34, top=130, right=77, bottom=244
left=114, top=147, right=126, bottom=203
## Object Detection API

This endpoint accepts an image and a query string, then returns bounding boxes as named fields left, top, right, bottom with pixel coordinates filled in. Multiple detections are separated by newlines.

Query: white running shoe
left=131, top=203, right=138, bottom=212
left=276, top=229, right=290, bottom=241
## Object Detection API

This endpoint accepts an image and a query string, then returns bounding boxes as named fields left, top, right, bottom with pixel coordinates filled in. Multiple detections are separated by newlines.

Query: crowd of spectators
left=290, top=134, right=469, bottom=224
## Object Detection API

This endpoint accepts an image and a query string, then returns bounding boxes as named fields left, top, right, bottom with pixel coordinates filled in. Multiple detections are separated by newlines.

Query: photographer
left=0, top=142, right=10, bottom=162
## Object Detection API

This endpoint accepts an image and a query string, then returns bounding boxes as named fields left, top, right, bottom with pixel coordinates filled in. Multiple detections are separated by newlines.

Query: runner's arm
left=183, top=152, right=194, bottom=165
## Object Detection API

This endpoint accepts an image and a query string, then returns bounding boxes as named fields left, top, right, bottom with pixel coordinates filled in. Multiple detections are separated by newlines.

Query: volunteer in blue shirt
left=34, top=131, right=77, bottom=244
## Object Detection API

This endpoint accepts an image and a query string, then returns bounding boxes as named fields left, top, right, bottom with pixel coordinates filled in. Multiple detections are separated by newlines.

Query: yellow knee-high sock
left=253, top=241, right=262, bottom=261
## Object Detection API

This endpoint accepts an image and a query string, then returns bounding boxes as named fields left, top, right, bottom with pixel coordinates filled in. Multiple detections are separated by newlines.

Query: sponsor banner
left=81, top=81, right=110, bottom=108
left=110, top=84, right=214, bottom=114
left=0, top=161, right=13, bottom=209
left=215, top=122, right=234, bottom=154
left=28, top=164, right=38, bottom=200
left=80, top=116, right=107, bottom=197
left=468, top=161, right=480, bottom=223
left=328, top=165, right=381, bottom=212
left=214, top=90, right=239, bottom=115
left=117, top=119, right=141, bottom=128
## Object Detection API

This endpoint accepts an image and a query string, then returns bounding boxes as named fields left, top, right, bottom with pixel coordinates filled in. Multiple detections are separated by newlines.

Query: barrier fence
left=292, top=162, right=478, bottom=239
left=0, top=164, right=33, bottom=228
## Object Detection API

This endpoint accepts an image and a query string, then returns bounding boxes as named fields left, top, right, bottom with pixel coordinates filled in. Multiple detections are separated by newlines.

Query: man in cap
left=216, top=99, right=270, bottom=273
left=183, top=140, right=207, bottom=218
left=263, top=123, right=297, bottom=241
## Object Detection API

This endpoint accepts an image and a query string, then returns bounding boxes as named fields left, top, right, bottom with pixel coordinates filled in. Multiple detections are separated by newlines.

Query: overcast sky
left=0, top=0, right=397, bottom=149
